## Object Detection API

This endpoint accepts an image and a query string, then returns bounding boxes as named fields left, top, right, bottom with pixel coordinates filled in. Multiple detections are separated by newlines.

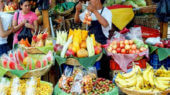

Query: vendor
left=74, top=0, right=112, bottom=45
left=0, top=17, right=13, bottom=56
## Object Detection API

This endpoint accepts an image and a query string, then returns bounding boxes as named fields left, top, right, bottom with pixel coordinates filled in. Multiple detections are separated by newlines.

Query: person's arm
left=87, top=5, right=109, bottom=28
left=12, top=18, right=26, bottom=33
left=0, top=17, right=13, bottom=38
left=74, top=2, right=82, bottom=23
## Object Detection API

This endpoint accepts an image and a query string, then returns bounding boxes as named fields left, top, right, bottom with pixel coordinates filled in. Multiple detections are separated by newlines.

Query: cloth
left=0, top=43, right=10, bottom=56
left=107, top=5, right=134, bottom=30
left=80, top=7, right=112, bottom=38
left=13, top=11, right=38, bottom=45
left=88, top=7, right=107, bottom=44
left=156, top=0, right=170, bottom=22
left=0, top=12, right=13, bottom=45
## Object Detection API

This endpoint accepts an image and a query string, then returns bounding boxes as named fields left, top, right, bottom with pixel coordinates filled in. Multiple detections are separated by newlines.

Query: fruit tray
left=5, top=63, right=53, bottom=78
left=116, top=82, right=170, bottom=95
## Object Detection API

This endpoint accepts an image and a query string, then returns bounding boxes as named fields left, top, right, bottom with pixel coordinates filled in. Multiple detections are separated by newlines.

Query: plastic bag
left=125, top=27, right=143, bottom=42
left=0, top=77, right=10, bottom=95
left=71, top=72, right=84, bottom=94
left=145, top=37, right=161, bottom=45
left=87, top=67, right=97, bottom=79
left=25, top=77, right=37, bottom=95
left=17, top=26, right=32, bottom=44
left=0, top=12, right=13, bottom=31
left=11, top=77, right=21, bottom=95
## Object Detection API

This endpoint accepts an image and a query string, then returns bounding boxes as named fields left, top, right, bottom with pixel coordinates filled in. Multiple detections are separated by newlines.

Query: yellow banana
left=136, top=74, right=144, bottom=90
left=157, top=77, right=170, bottom=81
left=143, top=66, right=151, bottom=85
left=148, top=68, right=155, bottom=87
left=154, top=78, right=169, bottom=91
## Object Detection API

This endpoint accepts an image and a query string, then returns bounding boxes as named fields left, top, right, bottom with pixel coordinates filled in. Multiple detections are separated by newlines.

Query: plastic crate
left=149, top=54, right=170, bottom=69
left=110, top=58, right=147, bottom=71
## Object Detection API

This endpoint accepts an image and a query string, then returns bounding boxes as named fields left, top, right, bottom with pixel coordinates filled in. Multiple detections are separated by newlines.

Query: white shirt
left=0, top=12, right=13, bottom=45
left=80, top=7, right=112, bottom=38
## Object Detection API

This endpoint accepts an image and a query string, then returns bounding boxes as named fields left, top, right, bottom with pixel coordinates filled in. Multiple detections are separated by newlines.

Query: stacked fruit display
left=0, top=49, right=53, bottom=70
left=107, top=40, right=148, bottom=54
left=54, top=29, right=102, bottom=58
left=154, top=39, right=170, bottom=48
left=115, top=64, right=170, bottom=93
left=4, top=2, right=18, bottom=12
left=31, top=32, right=49, bottom=47
left=0, top=77, right=53, bottom=95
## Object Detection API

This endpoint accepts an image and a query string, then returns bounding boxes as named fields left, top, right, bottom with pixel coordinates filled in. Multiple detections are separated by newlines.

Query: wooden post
left=160, top=22, right=168, bottom=38
left=42, top=10, right=51, bottom=35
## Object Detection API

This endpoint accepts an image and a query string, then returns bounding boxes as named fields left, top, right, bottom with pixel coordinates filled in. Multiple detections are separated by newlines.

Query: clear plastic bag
left=25, top=77, right=37, bottom=95
left=0, top=77, right=10, bottom=95
left=87, top=67, right=97, bottom=79
left=71, top=72, right=84, bottom=94
left=11, top=77, right=21, bottom=95
left=125, top=27, right=143, bottom=42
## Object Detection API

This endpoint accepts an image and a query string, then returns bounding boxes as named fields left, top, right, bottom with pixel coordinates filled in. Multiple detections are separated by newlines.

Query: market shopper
left=75, top=0, right=112, bottom=45
left=12, top=0, right=38, bottom=45
left=75, top=0, right=112, bottom=79
left=0, top=17, right=13, bottom=56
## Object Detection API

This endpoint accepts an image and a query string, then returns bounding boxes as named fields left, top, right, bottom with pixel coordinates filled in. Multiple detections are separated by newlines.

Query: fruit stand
left=0, top=0, right=170, bottom=95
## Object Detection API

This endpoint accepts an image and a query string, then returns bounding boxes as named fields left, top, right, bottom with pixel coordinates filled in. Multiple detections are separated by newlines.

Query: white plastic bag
left=11, top=77, right=21, bottom=95
left=126, top=27, right=143, bottom=42
left=0, top=77, right=10, bottom=95
left=25, top=77, right=37, bottom=95
left=145, top=37, right=161, bottom=45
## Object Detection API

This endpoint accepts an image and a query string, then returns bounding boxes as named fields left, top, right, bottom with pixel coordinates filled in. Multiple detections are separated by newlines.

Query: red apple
left=112, top=45, right=117, bottom=50
left=124, top=40, right=129, bottom=45
left=116, top=48, right=121, bottom=53
left=112, top=50, right=117, bottom=54
left=125, top=45, right=130, bottom=50
left=117, top=41, right=120, bottom=47
left=121, top=49, right=126, bottom=54
left=111, top=41, right=117, bottom=45
left=131, top=44, right=137, bottom=50
left=94, top=46, right=102, bottom=55
left=135, top=50, right=140, bottom=54
left=120, top=44, right=125, bottom=49
left=120, top=41, right=124, bottom=45
left=129, top=40, right=134, bottom=45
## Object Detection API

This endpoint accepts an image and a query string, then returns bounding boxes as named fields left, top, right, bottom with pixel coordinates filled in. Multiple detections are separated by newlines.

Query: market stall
left=0, top=0, right=169, bottom=95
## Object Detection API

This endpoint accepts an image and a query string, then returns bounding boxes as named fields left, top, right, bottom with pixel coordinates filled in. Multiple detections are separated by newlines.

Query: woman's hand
left=76, top=2, right=82, bottom=12
left=25, top=23, right=34, bottom=29
left=87, top=4, right=96, bottom=13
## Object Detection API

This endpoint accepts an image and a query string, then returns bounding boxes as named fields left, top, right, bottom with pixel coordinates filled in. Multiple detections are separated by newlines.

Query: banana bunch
left=115, top=64, right=170, bottom=93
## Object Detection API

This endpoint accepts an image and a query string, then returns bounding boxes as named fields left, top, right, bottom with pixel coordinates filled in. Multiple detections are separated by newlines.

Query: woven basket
left=6, top=63, right=53, bottom=78
left=145, top=0, right=153, bottom=6
left=139, top=5, right=157, bottom=14
left=57, top=7, right=74, bottom=16
left=116, top=82, right=170, bottom=95
left=66, top=54, right=103, bottom=66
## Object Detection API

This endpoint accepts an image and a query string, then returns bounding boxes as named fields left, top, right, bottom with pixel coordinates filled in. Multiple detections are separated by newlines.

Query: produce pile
left=19, top=32, right=49, bottom=47
left=107, top=40, right=148, bottom=54
left=54, top=29, right=102, bottom=58
left=104, top=0, right=146, bottom=8
left=0, top=49, right=53, bottom=70
left=115, top=64, right=170, bottom=93
left=58, top=67, right=115, bottom=95
left=0, top=77, right=53, bottom=95
left=154, top=39, right=170, bottom=48
left=3, top=2, right=18, bottom=12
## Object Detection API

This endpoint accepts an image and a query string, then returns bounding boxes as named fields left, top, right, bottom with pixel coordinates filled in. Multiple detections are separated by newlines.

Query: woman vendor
left=74, top=0, right=112, bottom=79
left=74, top=0, right=112, bottom=45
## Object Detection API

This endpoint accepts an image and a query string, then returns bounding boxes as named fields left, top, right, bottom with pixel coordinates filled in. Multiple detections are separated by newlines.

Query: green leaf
left=149, top=45, right=158, bottom=54
left=9, top=70, right=28, bottom=78
left=36, top=46, right=54, bottom=54
left=157, top=48, right=170, bottom=61
left=0, top=66, right=8, bottom=77
left=55, top=54, right=67, bottom=65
